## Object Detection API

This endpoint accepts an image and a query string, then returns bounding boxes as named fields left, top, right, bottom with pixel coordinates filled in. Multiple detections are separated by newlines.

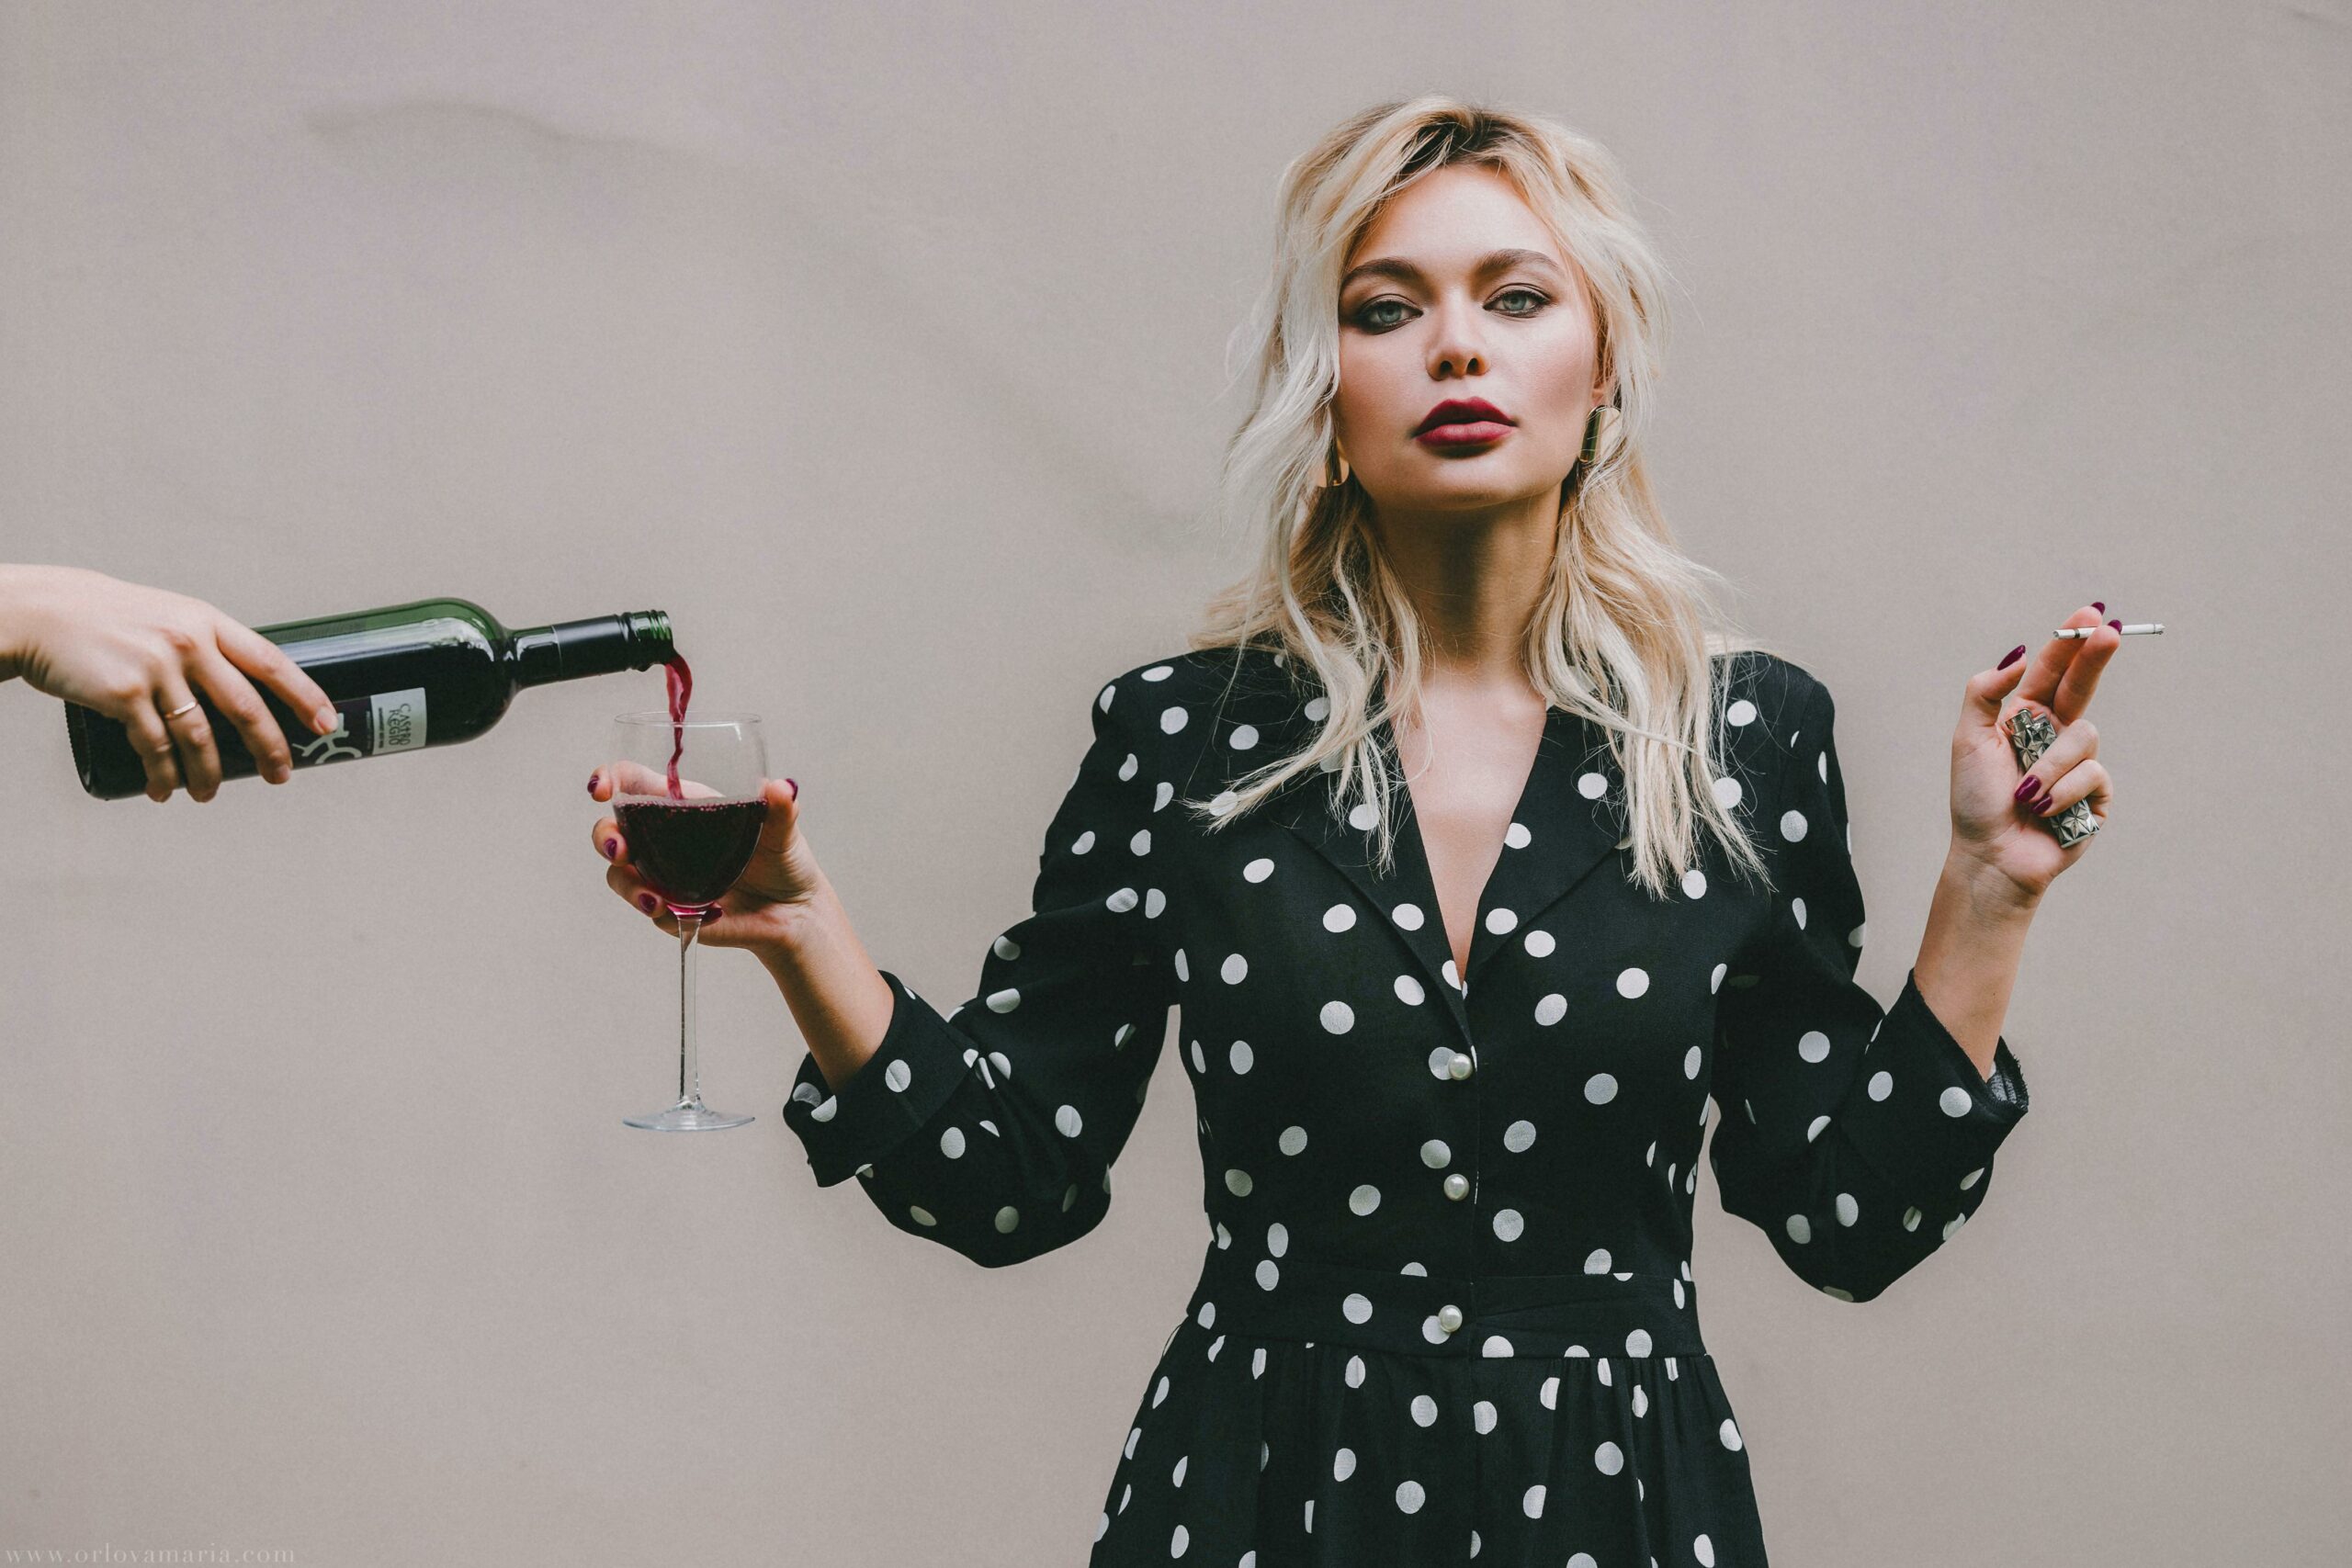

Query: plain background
left=3, top=2, right=2345, bottom=1563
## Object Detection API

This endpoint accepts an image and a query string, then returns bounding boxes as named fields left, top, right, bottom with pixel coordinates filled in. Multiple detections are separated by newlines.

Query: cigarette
left=2055, top=622, right=2162, bottom=638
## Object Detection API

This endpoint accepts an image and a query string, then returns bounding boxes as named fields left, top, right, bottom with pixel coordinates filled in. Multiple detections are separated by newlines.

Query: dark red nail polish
left=2091, top=602, right=2105, bottom=613
left=587, top=772, right=600, bottom=795
left=1996, top=645, right=2026, bottom=670
left=786, top=777, right=799, bottom=800
left=637, top=894, right=657, bottom=912
left=2108, top=619, right=2121, bottom=632
left=2033, top=792, right=2059, bottom=816
left=2013, top=775, right=2039, bottom=802
left=602, top=838, right=617, bottom=860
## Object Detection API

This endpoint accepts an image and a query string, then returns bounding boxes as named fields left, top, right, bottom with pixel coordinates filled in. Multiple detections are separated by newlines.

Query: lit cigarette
left=2054, top=622, right=2162, bottom=638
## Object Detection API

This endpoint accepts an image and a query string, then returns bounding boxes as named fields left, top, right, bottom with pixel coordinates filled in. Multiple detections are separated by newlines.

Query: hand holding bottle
left=0, top=563, right=337, bottom=802
left=589, top=761, right=816, bottom=951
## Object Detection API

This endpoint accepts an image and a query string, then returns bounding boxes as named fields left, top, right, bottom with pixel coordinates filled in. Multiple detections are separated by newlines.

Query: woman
left=1, top=562, right=338, bottom=801
left=590, top=97, right=2111, bottom=1564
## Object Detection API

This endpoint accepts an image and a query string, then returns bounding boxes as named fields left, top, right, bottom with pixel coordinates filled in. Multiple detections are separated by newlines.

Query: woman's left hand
left=1949, top=601, right=2120, bottom=908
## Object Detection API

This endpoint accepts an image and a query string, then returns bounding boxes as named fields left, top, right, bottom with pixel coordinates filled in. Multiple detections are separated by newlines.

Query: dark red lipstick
left=1413, top=397, right=1514, bottom=449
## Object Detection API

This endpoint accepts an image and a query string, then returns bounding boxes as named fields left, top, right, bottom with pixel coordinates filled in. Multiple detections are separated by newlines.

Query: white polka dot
left=1229, top=1040, right=1254, bottom=1074
left=1683, top=1045, right=1702, bottom=1079
left=1786, top=1213, right=1812, bottom=1244
left=883, top=1058, right=911, bottom=1093
left=994, top=1205, right=1020, bottom=1233
left=1474, top=1400, right=1498, bottom=1434
left=1535, top=993, right=1567, bottom=1026
left=1485, top=908, right=1517, bottom=935
left=1341, top=1292, right=1373, bottom=1324
left=1255, top=1259, right=1280, bottom=1291
left=1682, top=867, right=1709, bottom=899
left=1221, top=953, right=1249, bottom=985
left=1118, top=752, right=1138, bottom=781
left=1522, top=1483, right=1546, bottom=1518
left=1392, top=902, right=1425, bottom=931
left=1141, top=665, right=1172, bottom=682
left=1107, top=886, right=1140, bottom=914
left=1961, top=1166, right=1984, bottom=1190
left=1427, top=1046, right=1455, bottom=1079
left=1173, top=949, right=1189, bottom=981
left=940, top=1126, right=967, bottom=1158
left=1584, top=1073, right=1617, bottom=1104
left=1226, top=1168, right=1253, bottom=1197
left=1206, top=789, right=1235, bottom=817
left=1071, top=829, right=1096, bottom=855
left=1130, top=828, right=1152, bottom=856
left=1836, top=1192, right=1860, bottom=1226
left=1569, top=1556, right=1597, bottom=1568
left=1349, top=1184, right=1381, bottom=1215
left=1711, top=962, right=1727, bottom=992
left=1617, top=965, right=1649, bottom=998
left=1720, top=1416, right=1743, bottom=1450
left=1410, top=1394, right=1439, bottom=1427
left=1320, top=1000, right=1354, bottom=1034
left=1197, top=1302, right=1216, bottom=1329
left=1267, top=1222, right=1288, bottom=1257
left=1323, top=904, right=1357, bottom=932
left=1504, top=1120, right=1536, bottom=1153
left=1696, top=1533, right=1717, bottom=1567
left=909, top=1205, right=935, bottom=1226
left=1144, top=887, right=1166, bottom=918
left=1348, top=802, right=1379, bottom=831
left=1442, top=959, right=1463, bottom=992
left=1868, top=1069, right=1894, bottom=1100
left=1781, top=808, right=1809, bottom=842
left=1523, top=930, right=1555, bottom=957
left=1394, top=974, right=1426, bottom=1006
left=1940, top=1086, right=1974, bottom=1117
left=1792, top=896, right=1808, bottom=930
left=1595, top=1440, right=1624, bottom=1475
left=1577, top=771, right=1608, bottom=800
left=1904, top=1205, right=1923, bottom=1231
left=1333, top=1447, right=1356, bottom=1481
left=1713, top=775, right=1743, bottom=810
left=1228, top=724, right=1260, bottom=751
left=1493, top=1209, right=1524, bottom=1242
left=1189, top=1039, right=1205, bottom=1073
left=1504, top=820, right=1532, bottom=849
left=1159, top=706, right=1188, bottom=734
left=1726, top=698, right=1757, bottom=727
left=1584, top=1248, right=1611, bottom=1273
left=1170, top=1523, right=1189, bottom=1556
left=1420, top=1139, right=1451, bottom=1168
left=1395, top=1481, right=1425, bottom=1514
left=1279, top=1125, right=1308, bottom=1156
left=1153, top=1374, right=1170, bottom=1404
left=1624, top=1327, right=1652, bottom=1356
left=987, top=987, right=1022, bottom=1013
left=1798, top=1029, right=1831, bottom=1063
left=1055, top=1104, right=1084, bottom=1137
left=1243, top=857, right=1274, bottom=883
left=1481, top=1335, right=1514, bottom=1358
left=992, top=933, right=1021, bottom=961
left=1345, top=1355, right=1366, bottom=1388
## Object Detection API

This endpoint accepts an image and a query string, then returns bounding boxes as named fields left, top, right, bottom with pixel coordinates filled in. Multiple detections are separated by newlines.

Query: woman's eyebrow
left=1340, top=247, right=1565, bottom=291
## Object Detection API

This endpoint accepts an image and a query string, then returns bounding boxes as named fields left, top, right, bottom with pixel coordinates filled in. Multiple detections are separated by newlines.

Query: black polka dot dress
left=783, top=647, right=2030, bottom=1566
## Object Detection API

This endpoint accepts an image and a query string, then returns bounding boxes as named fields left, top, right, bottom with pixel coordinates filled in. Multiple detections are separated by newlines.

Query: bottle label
left=294, top=688, right=428, bottom=766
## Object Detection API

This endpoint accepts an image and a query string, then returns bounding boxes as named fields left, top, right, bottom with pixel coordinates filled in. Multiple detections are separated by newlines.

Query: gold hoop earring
left=1323, top=440, right=1351, bottom=489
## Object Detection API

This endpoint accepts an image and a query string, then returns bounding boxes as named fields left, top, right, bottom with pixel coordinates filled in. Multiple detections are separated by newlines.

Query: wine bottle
left=63, top=597, right=676, bottom=800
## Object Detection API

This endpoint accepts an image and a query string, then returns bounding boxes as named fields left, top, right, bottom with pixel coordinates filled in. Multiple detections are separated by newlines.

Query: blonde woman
left=591, top=96, right=2113, bottom=1565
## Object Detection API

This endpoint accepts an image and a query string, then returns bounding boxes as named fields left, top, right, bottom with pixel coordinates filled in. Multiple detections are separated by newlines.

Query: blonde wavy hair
left=1179, top=95, right=1792, bottom=901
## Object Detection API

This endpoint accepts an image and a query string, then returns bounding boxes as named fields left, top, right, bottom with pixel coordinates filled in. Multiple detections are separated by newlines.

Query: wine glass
left=606, top=710, right=768, bottom=1132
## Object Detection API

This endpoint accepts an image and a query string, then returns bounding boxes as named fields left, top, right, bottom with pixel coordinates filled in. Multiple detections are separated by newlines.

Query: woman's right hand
left=587, top=763, right=820, bottom=951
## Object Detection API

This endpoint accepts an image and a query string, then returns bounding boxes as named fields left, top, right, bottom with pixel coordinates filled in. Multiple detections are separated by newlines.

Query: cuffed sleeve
left=780, top=678, right=1180, bottom=1267
left=1707, top=676, right=2030, bottom=1303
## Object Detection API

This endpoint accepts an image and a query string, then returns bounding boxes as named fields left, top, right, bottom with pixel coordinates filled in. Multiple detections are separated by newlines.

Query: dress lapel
left=1227, top=653, right=1628, bottom=1048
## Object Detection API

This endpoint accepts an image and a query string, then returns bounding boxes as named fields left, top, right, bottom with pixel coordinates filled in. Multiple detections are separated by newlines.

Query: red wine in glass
left=614, top=796, right=764, bottom=910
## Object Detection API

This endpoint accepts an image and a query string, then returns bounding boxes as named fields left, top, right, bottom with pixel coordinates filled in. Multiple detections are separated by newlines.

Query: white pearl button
left=1447, top=1051, right=1473, bottom=1080
left=1443, top=1173, right=1471, bottom=1201
left=1437, top=1303, right=1464, bottom=1332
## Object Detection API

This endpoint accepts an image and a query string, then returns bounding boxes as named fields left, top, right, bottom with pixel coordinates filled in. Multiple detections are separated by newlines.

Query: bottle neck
left=513, top=610, right=674, bottom=688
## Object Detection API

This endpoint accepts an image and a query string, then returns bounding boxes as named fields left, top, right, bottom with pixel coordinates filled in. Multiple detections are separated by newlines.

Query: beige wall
left=3, top=2, right=2345, bottom=1562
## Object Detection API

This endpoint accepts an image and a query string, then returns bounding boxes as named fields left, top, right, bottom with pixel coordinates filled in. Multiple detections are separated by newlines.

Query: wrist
left=748, top=876, right=842, bottom=973
left=1940, top=845, right=2041, bottom=925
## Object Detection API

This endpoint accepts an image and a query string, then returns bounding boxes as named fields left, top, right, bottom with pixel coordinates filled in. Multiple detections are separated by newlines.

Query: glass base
left=624, top=1099, right=757, bottom=1132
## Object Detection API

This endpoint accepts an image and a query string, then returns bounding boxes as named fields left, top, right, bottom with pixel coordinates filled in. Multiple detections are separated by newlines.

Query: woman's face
left=1332, top=164, right=1607, bottom=518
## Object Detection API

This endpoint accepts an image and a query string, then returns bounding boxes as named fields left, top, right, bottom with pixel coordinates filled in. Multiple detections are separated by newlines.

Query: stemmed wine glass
left=605, top=710, right=768, bottom=1131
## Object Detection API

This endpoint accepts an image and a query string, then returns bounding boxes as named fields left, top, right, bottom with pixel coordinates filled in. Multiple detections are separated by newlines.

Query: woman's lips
left=1415, top=421, right=1513, bottom=448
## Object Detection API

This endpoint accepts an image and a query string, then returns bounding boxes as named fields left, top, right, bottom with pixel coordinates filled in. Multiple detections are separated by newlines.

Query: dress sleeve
left=779, top=679, right=1179, bottom=1267
left=1707, top=675, right=2030, bottom=1302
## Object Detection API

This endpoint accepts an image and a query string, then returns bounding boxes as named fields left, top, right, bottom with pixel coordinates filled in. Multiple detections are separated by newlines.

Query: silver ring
left=161, top=699, right=201, bottom=720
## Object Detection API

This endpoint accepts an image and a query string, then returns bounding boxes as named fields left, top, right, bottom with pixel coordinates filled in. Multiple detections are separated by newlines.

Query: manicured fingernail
left=2091, top=602, right=2105, bottom=613
left=2108, top=619, right=2121, bottom=631
left=637, top=893, right=658, bottom=912
left=2013, top=775, right=2040, bottom=803
left=786, top=777, right=798, bottom=801
left=2033, top=792, right=2059, bottom=815
left=602, top=838, right=618, bottom=860
left=1996, top=645, right=2026, bottom=670
left=586, top=771, right=600, bottom=795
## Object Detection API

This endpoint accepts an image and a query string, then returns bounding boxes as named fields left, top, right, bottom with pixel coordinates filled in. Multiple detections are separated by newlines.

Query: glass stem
left=676, top=910, right=704, bottom=1108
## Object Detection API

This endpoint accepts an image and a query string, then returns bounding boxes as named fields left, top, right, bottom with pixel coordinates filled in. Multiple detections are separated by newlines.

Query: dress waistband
left=1181, top=1245, right=1708, bottom=1361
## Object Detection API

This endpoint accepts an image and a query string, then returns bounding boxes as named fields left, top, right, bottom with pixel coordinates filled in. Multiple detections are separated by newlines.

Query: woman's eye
left=1350, top=289, right=1549, bottom=331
